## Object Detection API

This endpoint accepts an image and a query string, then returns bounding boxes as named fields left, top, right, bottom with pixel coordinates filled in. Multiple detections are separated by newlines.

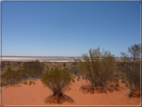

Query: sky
left=2, top=2, right=140, bottom=57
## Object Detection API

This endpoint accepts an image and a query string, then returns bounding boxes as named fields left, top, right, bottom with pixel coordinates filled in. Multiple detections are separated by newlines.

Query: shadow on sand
left=80, top=85, right=121, bottom=94
left=44, top=92, right=74, bottom=104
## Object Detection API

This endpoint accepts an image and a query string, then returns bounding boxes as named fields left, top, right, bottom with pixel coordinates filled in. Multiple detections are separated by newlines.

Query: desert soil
left=2, top=78, right=141, bottom=105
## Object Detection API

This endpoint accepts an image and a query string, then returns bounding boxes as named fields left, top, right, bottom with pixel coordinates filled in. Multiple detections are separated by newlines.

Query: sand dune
left=2, top=78, right=140, bottom=105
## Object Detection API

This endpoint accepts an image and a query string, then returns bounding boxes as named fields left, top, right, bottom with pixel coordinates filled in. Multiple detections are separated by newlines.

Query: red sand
left=2, top=78, right=141, bottom=105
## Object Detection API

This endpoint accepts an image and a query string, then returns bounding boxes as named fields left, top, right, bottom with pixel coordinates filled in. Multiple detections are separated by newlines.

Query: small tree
left=41, top=67, right=74, bottom=104
left=128, top=44, right=140, bottom=62
left=41, top=67, right=74, bottom=95
left=76, top=47, right=116, bottom=88
left=120, top=44, right=140, bottom=96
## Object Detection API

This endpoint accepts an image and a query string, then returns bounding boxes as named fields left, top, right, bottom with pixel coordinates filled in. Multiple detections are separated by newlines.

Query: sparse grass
left=109, top=83, right=119, bottom=88
left=114, top=82, right=119, bottom=87
left=127, top=88, right=132, bottom=97
left=21, top=80, right=28, bottom=85
left=1, top=80, right=8, bottom=86
left=29, top=80, right=36, bottom=85
left=119, top=86, right=124, bottom=89
left=77, top=75, right=80, bottom=81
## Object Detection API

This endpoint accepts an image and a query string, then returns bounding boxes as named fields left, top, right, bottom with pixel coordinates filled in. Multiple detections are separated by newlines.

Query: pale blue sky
left=2, top=2, right=140, bottom=57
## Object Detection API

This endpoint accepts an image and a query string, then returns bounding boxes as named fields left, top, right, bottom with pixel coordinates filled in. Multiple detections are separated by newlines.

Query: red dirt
left=2, top=78, right=141, bottom=105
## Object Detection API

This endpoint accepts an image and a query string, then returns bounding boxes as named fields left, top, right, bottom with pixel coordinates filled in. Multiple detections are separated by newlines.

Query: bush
left=41, top=67, right=73, bottom=95
left=120, top=44, right=140, bottom=94
left=1, top=61, right=6, bottom=68
left=76, top=47, right=116, bottom=87
left=23, top=60, right=44, bottom=77
left=63, top=63, right=66, bottom=68
left=1, top=80, right=8, bottom=86
left=2, top=67, right=22, bottom=85
left=20, top=68, right=38, bottom=78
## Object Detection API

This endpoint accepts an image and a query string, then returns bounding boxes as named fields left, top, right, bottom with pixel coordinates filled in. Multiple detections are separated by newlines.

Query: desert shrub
left=76, top=47, right=117, bottom=87
left=63, top=63, right=66, bottom=68
left=46, top=65, right=49, bottom=71
left=120, top=44, right=140, bottom=94
left=70, top=65, right=78, bottom=76
left=1, top=80, right=8, bottom=86
left=1, top=61, right=6, bottom=68
left=41, top=67, right=73, bottom=95
left=20, top=68, right=38, bottom=78
left=2, top=67, right=22, bottom=85
left=6, top=61, right=11, bottom=66
left=23, top=60, right=44, bottom=77
left=51, top=68, right=53, bottom=71
left=72, top=62, right=77, bottom=65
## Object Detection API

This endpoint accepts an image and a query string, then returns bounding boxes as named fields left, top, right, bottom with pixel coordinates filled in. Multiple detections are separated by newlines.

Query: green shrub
left=23, top=60, right=44, bottom=77
left=20, top=68, right=37, bottom=78
left=41, top=67, right=73, bottom=95
left=1, top=61, right=6, bottom=68
left=76, top=47, right=116, bottom=87
left=63, top=63, right=66, bottom=68
left=120, top=44, right=140, bottom=94
left=1, top=80, right=8, bottom=86
left=2, top=67, right=22, bottom=85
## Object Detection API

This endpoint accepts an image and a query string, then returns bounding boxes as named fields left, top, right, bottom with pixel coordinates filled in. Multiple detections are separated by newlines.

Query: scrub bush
left=41, top=67, right=74, bottom=95
left=76, top=47, right=116, bottom=88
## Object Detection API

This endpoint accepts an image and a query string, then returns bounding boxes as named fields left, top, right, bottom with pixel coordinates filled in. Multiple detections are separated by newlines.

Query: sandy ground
left=2, top=78, right=141, bottom=106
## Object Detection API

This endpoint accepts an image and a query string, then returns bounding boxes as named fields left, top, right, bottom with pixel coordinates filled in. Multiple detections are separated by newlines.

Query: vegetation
left=2, top=67, right=22, bottom=85
left=76, top=47, right=117, bottom=88
left=1, top=44, right=140, bottom=98
left=23, top=60, right=44, bottom=77
left=1, top=80, right=8, bottom=86
left=41, top=67, right=74, bottom=104
left=22, top=80, right=28, bottom=85
left=29, top=80, right=36, bottom=85
left=120, top=44, right=140, bottom=97
left=20, top=68, right=38, bottom=79
left=41, top=67, right=74, bottom=95
left=77, top=75, right=80, bottom=81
